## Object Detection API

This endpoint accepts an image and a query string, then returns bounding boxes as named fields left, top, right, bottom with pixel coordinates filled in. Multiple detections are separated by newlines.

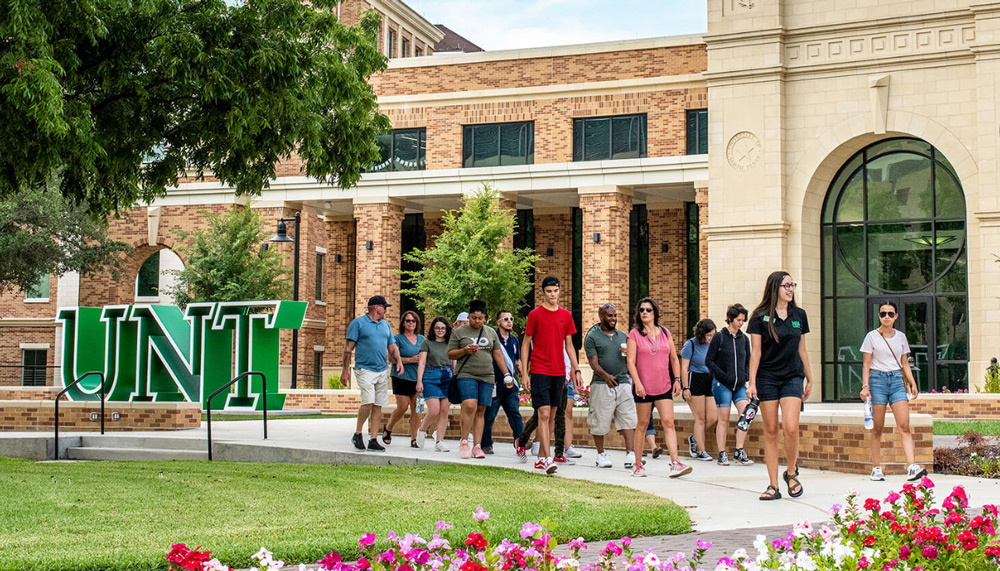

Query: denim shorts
left=567, top=379, right=575, bottom=400
left=870, top=369, right=908, bottom=406
left=455, top=377, right=493, bottom=407
left=421, top=367, right=452, bottom=400
left=756, top=376, right=803, bottom=402
left=712, top=380, right=749, bottom=408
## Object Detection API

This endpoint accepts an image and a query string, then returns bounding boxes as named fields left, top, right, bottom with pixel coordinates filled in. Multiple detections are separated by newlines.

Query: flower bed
left=166, top=479, right=999, bottom=571
left=934, top=431, right=1000, bottom=478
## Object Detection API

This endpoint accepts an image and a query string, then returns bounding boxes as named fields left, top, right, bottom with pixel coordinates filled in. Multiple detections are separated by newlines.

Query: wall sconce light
left=545, top=247, right=554, bottom=257
left=260, top=243, right=269, bottom=253
left=334, top=254, right=342, bottom=263
left=661, top=243, right=669, bottom=253
left=593, top=233, right=601, bottom=243
left=365, top=241, right=374, bottom=250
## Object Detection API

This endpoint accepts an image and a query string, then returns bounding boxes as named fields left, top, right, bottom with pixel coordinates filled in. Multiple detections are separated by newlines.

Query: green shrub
left=327, top=375, right=344, bottom=390
left=980, top=360, right=1000, bottom=393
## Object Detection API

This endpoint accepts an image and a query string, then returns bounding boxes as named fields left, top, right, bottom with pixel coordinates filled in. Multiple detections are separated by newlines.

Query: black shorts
left=530, top=373, right=565, bottom=408
left=391, top=376, right=417, bottom=397
left=688, top=372, right=713, bottom=397
left=634, top=390, right=673, bottom=403
left=756, top=376, right=803, bottom=402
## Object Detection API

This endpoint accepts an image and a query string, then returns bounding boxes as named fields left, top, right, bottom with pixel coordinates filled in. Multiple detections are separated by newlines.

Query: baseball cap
left=456, top=312, right=469, bottom=322
left=367, top=295, right=392, bottom=307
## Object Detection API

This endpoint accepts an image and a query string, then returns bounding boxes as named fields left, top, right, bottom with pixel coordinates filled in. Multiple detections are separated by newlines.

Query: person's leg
left=870, top=403, right=887, bottom=468
left=460, top=399, right=477, bottom=442
left=733, top=400, right=748, bottom=450
left=422, top=398, right=440, bottom=437
left=408, top=396, right=419, bottom=441
left=779, top=396, right=802, bottom=478
left=436, top=399, right=451, bottom=443
left=482, top=387, right=501, bottom=450
left=716, top=403, right=732, bottom=452
left=691, top=395, right=706, bottom=452
left=563, top=395, right=575, bottom=453
left=500, top=384, right=525, bottom=442
left=621, top=428, right=635, bottom=453
left=474, top=404, right=488, bottom=446
left=634, top=402, right=652, bottom=459
left=386, top=394, right=410, bottom=432
left=656, top=399, right=679, bottom=463
left=537, top=405, right=553, bottom=458
left=370, top=406, right=382, bottom=440
left=889, top=400, right=916, bottom=465
left=760, top=399, right=780, bottom=490
left=554, top=384, right=568, bottom=458
left=520, top=409, right=539, bottom=448
left=356, top=403, right=372, bottom=434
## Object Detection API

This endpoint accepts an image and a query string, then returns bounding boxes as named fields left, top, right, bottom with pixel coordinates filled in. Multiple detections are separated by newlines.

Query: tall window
left=821, top=138, right=969, bottom=400
left=312, top=351, right=324, bottom=390
left=26, top=274, right=50, bottom=300
left=686, top=109, right=708, bottom=155
left=402, top=38, right=410, bottom=57
left=514, top=209, right=535, bottom=318
left=415, top=47, right=423, bottom=57
left=685, top=202, right=700, bottom=334
left=22, top=349, right=46, bottom=386
left=573, top=114, right=647, bottom=162
left=136, top=251, right=160, bottom=297
left=315, top=252, right=325, bottom=302
left=462, top=122, right=534, bottom=168
left=371, top=128, right=426, bottom=172
left=400, top=213, right=425, bottom=314
left=629, top=205, right=649, bottom=329
left=387, top=29, right=396, bottom=58
left=571, top=208, right=583, bottom=352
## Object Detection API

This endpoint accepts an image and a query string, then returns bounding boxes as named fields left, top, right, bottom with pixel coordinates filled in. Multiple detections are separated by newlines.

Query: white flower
left=203, top=559, right=230, bottom=571
left=744, top=561, right=762, bottom=571
left=794, top=551, right=817, bottom=571
left=253, top=548, right=272, bottom=561
left=753, top=534, right=768, bottom=558
left=642, top=553, right=660, bottom=568
left=732, top=548, right=748, bottom=561
left=713, top=563, right=736, bottom=571
left=844, top=488, right=857, bottom=500
left=792, top=520, right=813, bottom=537
left=557, top=558, right=580, bottom=569
left=298, top=565, right=308, bottom=571
left=267, top=561, right=284, bottom=571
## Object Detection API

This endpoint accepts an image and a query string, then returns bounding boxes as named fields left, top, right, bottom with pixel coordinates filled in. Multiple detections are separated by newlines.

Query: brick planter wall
left=908, top=394, right=1000, bottom=419
left=0, top=401, right=201, bottom=431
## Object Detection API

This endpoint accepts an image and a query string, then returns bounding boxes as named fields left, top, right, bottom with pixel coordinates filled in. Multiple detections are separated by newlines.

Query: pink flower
left=473, top=507, right=490, bottom=522
left=568, top=538, right=587, bottom=550
left=317, top=552, right=342, bottom=571
left=359, top=534, right=377, bottom=550
left=622, top=537, right=632, bottom=547
left=819, top=526, right=834, bottom=543
left=921, top=545, right=938, bottom=559
left=793, top=520, right=814, bottom=537
left=436, top=521, right=454, bottom=532
left=886, top=491, right=901, bottom=504
left=920, top=477, right=934, bottom=489
left=378, top=549, right=396, bottom=564
left=520, top=523, right=542, bottom=539
left=899, top=545, right=910, bottom=560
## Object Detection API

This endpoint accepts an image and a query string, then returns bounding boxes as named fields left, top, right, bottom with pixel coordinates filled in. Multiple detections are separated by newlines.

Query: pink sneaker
left=669, top=461, right=692, bottom=478
left=632, top=464, right=647, bottom=477
left=471, top=444, right=486, bottom=459
left=459, top=439, right=472, bottom=459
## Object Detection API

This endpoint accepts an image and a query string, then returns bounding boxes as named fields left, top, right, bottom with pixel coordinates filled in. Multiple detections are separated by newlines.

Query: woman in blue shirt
left=384, top=311, right=425, bottom=448
left=681, top=319, right=718, bottom=463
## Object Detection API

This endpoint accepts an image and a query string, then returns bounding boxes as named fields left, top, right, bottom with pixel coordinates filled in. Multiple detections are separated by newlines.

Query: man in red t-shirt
left=521, top=276, right=583, bottom=473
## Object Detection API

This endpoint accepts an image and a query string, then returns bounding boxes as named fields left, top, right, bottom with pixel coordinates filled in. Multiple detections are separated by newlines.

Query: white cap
left=456, top=312, right=469, bottom=322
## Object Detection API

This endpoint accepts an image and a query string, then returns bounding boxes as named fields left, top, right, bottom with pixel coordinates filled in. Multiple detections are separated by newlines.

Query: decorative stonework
left=784, top=23, right=976, bottom=69
left=725, top=131, right=761, bottom=171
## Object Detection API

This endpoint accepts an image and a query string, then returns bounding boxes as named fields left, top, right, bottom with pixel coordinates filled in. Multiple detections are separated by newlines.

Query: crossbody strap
left=454, top=328, right=484, bottom=379
left=878, top=330, right=903, bottom=369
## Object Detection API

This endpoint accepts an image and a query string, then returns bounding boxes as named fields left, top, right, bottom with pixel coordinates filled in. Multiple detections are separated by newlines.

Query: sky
left=400, top=0, right=708, bottom=51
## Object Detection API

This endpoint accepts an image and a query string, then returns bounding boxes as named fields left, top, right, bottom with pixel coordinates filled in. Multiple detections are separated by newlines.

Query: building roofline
left=387, top=34, right=705, bottom=68
left=369, top=0, right=445, bottom=44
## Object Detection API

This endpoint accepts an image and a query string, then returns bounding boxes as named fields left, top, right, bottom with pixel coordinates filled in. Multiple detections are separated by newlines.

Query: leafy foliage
left=0, top=0, right=390, bottom=217
left=0, top=185, right=128, bottom=296
left=399, top=185, right=537, bottom=327
left=980, top=361, right=1000, bottom=393
left=168, top=207, right=289, bottom=308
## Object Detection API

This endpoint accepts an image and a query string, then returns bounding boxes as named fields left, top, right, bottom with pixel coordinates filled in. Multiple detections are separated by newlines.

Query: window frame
left=22, top=349, right=47, bottom=386
left=686, top=109, right=708, bottom=155
left=135, top=251, right=161, bottom=301
left=401, top=38, right=410, bottom=58
left=572, top=113, right=648, bottom=162
left=387, top=29, right=396, bottom=58
left=370, top=128, right=426, bottom=172
left=461, top=121, right=535, bottom=168
left=25, top=274, right=50, bottom=302
left=315, top=251, right=325, bottom=303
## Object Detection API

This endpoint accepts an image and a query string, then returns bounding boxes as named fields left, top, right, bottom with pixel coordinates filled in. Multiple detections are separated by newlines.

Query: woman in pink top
left=626, top=297, right=692, bottom=479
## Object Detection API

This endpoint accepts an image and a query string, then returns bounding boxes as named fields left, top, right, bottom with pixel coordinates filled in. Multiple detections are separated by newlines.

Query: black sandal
left=759, top=485, right=782, bottom=501
left=783, top=467, right=803, bottom=498
left=411, top=439, right=419, bottom=448
left=382, top=425, right=392, bottom=445
left=652, top=447, right=664, bottom=459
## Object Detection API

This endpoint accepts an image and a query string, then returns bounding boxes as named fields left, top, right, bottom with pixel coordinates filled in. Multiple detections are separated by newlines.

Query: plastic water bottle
left=737, top=398, right=760, bottom=432
left=864, top=398, right=874, bottom=429
left=416, top=395, right=426, bottom=414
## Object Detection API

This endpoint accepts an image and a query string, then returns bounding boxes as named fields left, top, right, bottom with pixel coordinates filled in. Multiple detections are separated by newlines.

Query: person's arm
left=447, top=345, right=474, bottom=360
left=626, top=336, right=644, bottom=398
left=565, top=335, right=583, bottom=393
left=587, top=354, right=617, bottom=388
left=340, top=340, right=357, bottom=385
left=798, top=334, right=813, bottom=400
left=389, top=343, right=404, bottom=376
left=860, top=350, right=872, bottom=402
left=748, top=334, right=762, bottom=401
left=669, top=338, right=682, bottom=397
left=520, top=334, right=533, bottom=392
left=416, top=351, right=428, bottom=394
left=492, top=349, right=512, bottom=378
left=704, top=335, right=725, bottom=384
left=900, top=351, right=918, bottom=400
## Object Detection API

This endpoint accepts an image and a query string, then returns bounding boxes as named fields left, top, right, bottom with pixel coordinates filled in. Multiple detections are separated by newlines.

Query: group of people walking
left=342, top=270, right=927, bottom=497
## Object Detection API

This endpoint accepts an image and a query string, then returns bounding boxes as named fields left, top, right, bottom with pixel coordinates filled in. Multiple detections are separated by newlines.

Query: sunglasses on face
left=404, top=319, right=417, bottom=323
left=879, top=311, right=896, bottom=318
left=638, top=307, right=654, bottom=314
left=500, top=317, right=513, bottom=322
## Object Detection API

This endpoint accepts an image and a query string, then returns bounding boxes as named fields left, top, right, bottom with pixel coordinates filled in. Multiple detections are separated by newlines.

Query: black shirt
left=747, top=306, right=810, bottom=381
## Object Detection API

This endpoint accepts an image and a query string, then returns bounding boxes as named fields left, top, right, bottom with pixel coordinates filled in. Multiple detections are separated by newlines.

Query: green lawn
left=933, top=419, right=1000, bottom=436
left=0, top=458, right=689, bottom=571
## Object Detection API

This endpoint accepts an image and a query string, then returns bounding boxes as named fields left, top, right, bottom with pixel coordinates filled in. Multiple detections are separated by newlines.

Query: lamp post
left=270, top=211, right=301, bottom=389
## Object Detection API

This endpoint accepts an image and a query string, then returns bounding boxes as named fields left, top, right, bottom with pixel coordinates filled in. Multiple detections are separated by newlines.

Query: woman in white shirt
left=859, top=301, right=925, bottom=482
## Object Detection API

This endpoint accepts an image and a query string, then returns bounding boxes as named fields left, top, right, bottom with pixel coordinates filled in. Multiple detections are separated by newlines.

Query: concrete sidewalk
left=94, top=416, right=1000, bottom=532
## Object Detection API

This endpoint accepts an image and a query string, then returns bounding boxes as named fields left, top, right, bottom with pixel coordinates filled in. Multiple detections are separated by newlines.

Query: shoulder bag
left=448, top=328, right=484, bottom=405
left=878, top=330, right=915, bottom=388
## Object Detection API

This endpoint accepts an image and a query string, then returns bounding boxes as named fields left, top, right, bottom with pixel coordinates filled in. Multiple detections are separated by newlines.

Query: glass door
left=867, top=297, right=935, bottom=392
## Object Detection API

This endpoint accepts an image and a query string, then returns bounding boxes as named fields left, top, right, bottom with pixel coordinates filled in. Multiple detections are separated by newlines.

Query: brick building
left=1, top=0, right=993, bottom=401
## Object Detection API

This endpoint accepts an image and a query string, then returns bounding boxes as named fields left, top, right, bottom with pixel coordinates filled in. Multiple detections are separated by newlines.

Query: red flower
left=863, top=535, right=876, bottom=546
left=865, top=499, right=881, bottom=512
left=465, top=533, right=488, bottom=552
left=461, top=561, right=488, bottom=571
left=986, top=545, right=1000, bottom=557
left=958, top=530, right=979, bottom=550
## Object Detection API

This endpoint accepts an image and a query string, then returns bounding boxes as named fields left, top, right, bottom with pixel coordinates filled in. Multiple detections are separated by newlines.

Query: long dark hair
left=632, top=297, right=660, bottom=336
left=398, top=310, right=423, bottom=334
left=694, top=318, right=716, bottom=344
left=752, top=271, right=796, bottom=342
left=427, top=316, right=451, bottom=343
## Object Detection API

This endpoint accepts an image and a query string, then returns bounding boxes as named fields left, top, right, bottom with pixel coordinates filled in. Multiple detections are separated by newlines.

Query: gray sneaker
left=717, top=451, right=730, bottom=466
left=695, top=450, right=713, bottom=461
left=906, top=464, right=928, bottom=481
left=688, top=435, right=698, bottom=458
left=734, top=448, right=755, bottom=465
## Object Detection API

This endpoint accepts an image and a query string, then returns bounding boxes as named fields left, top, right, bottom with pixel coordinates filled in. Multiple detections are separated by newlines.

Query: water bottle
left=863, top=398, right=874, bottom=429
left=416, top=395, right=426, bottom=414
left=737, top=398, right=760, bottom=432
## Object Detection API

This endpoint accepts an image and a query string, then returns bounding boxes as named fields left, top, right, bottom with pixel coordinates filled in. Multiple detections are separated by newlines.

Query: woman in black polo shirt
left=747, top=271, right=814, bottom=501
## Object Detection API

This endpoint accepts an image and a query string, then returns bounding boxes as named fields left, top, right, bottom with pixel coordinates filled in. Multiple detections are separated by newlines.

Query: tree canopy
left=0, top=0, right=390, bottom=217
left=400, top=185, right=537, bottom=328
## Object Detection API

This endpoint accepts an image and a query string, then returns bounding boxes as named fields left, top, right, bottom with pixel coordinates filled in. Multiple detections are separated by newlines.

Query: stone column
left=353, top=198, right=405, bottom=324
left=578, top=186, right=632, bottom=333
left=695, top=182, right=709, bottom=318
left=498, top=192, right=518, bottom=251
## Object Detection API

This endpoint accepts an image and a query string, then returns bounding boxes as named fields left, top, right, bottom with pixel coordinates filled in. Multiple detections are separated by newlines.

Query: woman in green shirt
left=416, top=316, right=453, bottom=451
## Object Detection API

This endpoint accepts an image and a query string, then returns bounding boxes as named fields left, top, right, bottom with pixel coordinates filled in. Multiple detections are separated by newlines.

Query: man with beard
left=584, top=303, right=638, bottom=469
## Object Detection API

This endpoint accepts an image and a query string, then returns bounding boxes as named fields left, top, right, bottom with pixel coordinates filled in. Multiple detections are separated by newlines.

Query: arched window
left=135, top=249, right=184, bottom=303
left=821, top=138, right=969, bottom=401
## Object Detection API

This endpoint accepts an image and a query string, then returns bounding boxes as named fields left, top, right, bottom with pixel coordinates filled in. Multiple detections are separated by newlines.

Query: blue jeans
left=482, top=381, right=524, bottom=449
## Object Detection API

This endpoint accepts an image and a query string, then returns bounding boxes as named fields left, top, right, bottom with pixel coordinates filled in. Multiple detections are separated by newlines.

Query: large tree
left=1, top=0, right=389, bottom=217
left=400, top=185, right=538, bottom=327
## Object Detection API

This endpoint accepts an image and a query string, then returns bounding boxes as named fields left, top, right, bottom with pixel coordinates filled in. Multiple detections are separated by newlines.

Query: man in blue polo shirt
left=481, top=310, right=526, bottom=454
left=342, top=295, right=404, bottom=452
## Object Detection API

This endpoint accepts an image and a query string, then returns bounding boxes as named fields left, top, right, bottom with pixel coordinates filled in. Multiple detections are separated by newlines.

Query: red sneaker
left=516, top=445, right=527, bottom=463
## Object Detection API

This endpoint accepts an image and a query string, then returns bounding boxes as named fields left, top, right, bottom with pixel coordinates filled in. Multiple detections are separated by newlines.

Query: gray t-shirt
left=584, top=325, right=630, bottom=384
left=448, top=324, right=501, bottom=383
left=419, top=338, right=451, bottom=369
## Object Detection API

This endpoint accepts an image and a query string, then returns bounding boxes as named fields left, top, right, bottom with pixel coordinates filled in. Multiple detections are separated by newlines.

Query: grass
left=200, top=413, right=352, bottom=421
left=933, top=419, right=1000, bottom=436
left=0, top=459, right=689, bottom=571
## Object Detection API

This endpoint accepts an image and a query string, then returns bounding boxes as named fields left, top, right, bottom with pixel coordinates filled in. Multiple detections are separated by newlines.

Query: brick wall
left=282, top=390, right=364, bottom=414
left=580, top=192, right=631, bottom=331
left=532, top=211, right=574, bottom=311
left=647, top=207, right=689, bottom=348
left=354, top=201, right=404, bottom=323
left=695, top=187, right=709, bottom=317
left=0, top=401, right=200, bottom=431
left=909, top=394, right=1000, bottom=419
left=325, top=219, right=357, bottom=369
left=0, top=327, right=57, bottom=387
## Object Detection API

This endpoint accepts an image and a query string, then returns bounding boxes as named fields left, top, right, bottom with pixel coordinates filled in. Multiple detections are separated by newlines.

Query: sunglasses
left=500, top=317, right=513, bottom=321
left=879, top=311, right=896, bottom=318
left=404, top=319, right=417, bottom=323
left=638, top=307, right=654, bottom=314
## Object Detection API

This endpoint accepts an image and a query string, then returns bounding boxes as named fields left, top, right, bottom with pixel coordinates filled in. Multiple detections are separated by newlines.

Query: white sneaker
left=416, top=431, right=426, bottom=448
left=906, top=464, right=927, bottom=482
left=530, top=441, right=540, bottom=456
left=595, top=452, right=612, bottom=468
left=870, top=466, right=885, bottom=481
left=434, top=441, right=450, bottom=453
left=669, top=461, right=692, bottom=478
left=624, top=451, right=636, bottom=469
left=565, top=446, right=583, bottom=458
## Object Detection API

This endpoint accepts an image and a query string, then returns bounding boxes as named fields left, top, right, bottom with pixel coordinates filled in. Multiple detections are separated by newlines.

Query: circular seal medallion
left=726, top=131, right=761, bottom=171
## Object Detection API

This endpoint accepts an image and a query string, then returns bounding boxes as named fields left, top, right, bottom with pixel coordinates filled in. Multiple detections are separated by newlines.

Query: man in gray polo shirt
left=342, top=295, right=404, bottom=452
left=584, top=303, right=638, bottom=469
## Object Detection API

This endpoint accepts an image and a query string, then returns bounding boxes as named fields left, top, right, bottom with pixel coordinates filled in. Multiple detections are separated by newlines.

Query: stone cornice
left=703, top=222, right=790, bottom=241
left=368, top=0, right=444, bottom=45
left=0, top=317, right=57, bottom=327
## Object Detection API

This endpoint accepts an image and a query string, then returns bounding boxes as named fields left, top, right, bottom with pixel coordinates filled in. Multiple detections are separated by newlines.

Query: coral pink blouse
left=628, top=326, right=674, bottom=395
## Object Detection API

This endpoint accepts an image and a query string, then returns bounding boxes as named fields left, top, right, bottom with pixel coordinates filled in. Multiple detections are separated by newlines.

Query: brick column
left=499, top=193, right=518, bottom=251
left=695, top=182, right=709, bottom=318
left=353, top=198, right=405, bottom=324
left=326, top=216, right=356, bottom=370
left=578, top=186, right=632, bottom=333
left=648, top=204, right=687, bottom=346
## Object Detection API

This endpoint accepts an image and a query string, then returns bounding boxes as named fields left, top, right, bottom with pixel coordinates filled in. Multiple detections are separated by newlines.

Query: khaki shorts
left=356, top=367, right=389, bottom=407
left=587, top=382, right=638, bottom=435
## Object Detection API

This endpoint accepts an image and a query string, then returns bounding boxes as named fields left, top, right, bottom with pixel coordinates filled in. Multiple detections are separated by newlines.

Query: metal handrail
left=206, top=371, right=267, bottom=461
left=53, top=371, right=106, bottom=460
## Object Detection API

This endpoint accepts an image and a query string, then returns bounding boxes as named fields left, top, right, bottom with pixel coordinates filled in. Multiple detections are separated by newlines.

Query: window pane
left=393, top=130, right=421, bottom=171
left=935, top=166, right=965, bottom=219
left=696, top=111, right=707, bottom=154
left=371, top=133, right=392, bottom=172
left=822, top=225, right=834, bottom=294
left=837, top=362, right=863, bottom=403
left=473, top=125, right=499, bottom=167
left=463, top=126, right=474, bottom=168
left=835, top=224, right=865, bottom=295
left=825, top=155, right=863, bottom=224
left=137, top=251, right=160, bottom=297
left=834, top=169, right=864, bottom=223
left=936, top=296, right=968, bottom=361
left=867, top=138, right=932, bottom=161
left=315, top=253, right=324, bottom=301
left=865, top=153, right=932, bottom=221
left=686, top=111, right=697, bottom=154
left=582, top=118, right=610, bottom=161
left=22, top=350, right=46, bottom=386
left=866, top=222, right=933, bottom=292
left=500, top=123, right=531, bottom=165
left=418, top=130, right=426, bottom=170
left=822, top=363, right=835, bottom=401
left=823, top=298, right=834, bottom=358
left=573, top=119, right=584, bottom=161
left=836, top=297, right=865, bottom=364
left=935, top=221, right=966, bottom=293
left=936, top=362, right=968, bottom=392
left=27, top=274, right=50, bottom=299
left=611, top=116, right=643, bottom=160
